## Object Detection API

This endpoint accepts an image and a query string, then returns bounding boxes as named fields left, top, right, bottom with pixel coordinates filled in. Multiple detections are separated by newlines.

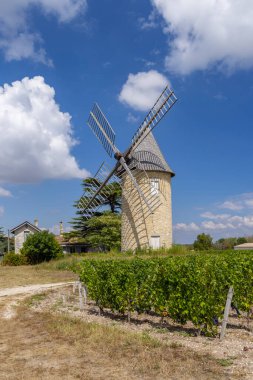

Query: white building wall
left=13, top=225, right=38, bottom=254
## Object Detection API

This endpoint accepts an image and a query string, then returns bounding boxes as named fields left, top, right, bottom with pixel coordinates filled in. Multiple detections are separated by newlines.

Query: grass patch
left=169, top=341, right=183, bottom=349
left=42, top=311, right=227, bottom=379
left=0, top=265, right=77, bottom=289
left=216, top=358, right=235, bottom=367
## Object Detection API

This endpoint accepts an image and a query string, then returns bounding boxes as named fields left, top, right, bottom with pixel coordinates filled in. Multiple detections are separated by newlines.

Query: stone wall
left=121, top=170, right=173, bottom=251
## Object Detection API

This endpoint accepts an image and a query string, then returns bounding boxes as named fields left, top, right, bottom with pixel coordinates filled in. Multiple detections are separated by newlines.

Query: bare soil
left=0, top=282, right=252, bottom=379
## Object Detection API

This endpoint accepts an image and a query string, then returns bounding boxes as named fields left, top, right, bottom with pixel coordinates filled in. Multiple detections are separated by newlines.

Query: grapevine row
left=76, top=252, right=253, bottom=333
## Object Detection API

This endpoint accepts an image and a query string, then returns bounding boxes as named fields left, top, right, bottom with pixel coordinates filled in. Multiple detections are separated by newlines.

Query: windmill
left=80, top=86, right=177, bottom=251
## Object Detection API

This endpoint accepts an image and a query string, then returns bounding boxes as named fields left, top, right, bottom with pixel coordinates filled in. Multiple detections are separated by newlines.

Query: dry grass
left=0, top=299, right=233, bottom=380
left=0, top=265, right=77, bottom=289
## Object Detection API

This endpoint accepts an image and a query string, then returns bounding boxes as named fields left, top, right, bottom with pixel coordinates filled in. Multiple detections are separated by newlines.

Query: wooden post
left=82, top=285, right=87, bottom=305
left=78, top=282, right=84, bottom=311
left=73, top=281, right=78, bottom=294
left=220, top=286, right=233, bottom=340
left=7, top=229, right=10, bottom=254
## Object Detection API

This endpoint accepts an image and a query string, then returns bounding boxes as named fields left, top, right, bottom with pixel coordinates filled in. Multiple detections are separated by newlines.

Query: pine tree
left=71, top=177, right=122, bottom=238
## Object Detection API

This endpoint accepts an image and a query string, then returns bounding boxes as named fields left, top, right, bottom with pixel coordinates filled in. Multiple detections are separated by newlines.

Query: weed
left=141, top=332, right=161, bottom=347
left=178, top=331, right=191, bottom=337
left=217, top=357, right=235, bottom=367
left=26, top=293, right=47, bottom=306
left=170, top=341, right=183, bottom=349
left=51, top=298, right=64, bottom=311
left=155, top=327, right=168, bottom=334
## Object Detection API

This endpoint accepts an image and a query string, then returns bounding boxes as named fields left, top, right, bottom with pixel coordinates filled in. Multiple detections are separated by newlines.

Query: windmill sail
left=78, top=162, right=121, bottom=219
left=130, top=86, right=177, bottom=153
left=79, top=158, right=162, bottom=221
left=87, top=103, right=116, bottom=157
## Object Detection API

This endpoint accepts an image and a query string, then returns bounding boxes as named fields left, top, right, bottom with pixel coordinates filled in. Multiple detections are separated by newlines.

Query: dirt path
left=0, top=282, right=75, bottom=320
left=0, top=281, right=75, bottom=298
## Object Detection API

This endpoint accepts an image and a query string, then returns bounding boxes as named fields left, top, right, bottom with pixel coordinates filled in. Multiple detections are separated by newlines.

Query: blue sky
left=0, top=0, right=253, bottom=243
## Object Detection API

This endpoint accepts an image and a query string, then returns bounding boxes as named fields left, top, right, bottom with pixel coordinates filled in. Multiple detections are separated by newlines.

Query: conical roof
left=130, top=132, right=175, bottom=176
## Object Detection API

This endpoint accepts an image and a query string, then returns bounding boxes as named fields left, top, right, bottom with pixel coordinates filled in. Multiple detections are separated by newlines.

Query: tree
left=214, top=236, right=247, bottom=250
left=0, top=228, right=13, bottom=254
left=214, top=237, right=237, bottom=250
left=0, top=227, right=5, bottom=255
left=21, top=231, right=63, bottom=264
left=102, top=183, right=122, bottom=213
left=193, top=233, right=213, bottom=251
left=236, top=237, right=247, bottom=245
left=71, top=177, right=122, bottom=237
left=85, top=212, right=121, bottom=251
left=247, top=236, right=253, bottom=243
left=0, top=227, right=4, bottom=242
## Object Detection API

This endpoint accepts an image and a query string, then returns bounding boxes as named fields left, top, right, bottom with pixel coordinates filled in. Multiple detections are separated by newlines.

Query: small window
left=24, top=230, right=30, bottom=241
left=150, top=178, right=159, bottom=196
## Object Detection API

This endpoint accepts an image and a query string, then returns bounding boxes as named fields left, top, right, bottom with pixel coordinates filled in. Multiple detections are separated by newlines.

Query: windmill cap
left=131, top=132, right=175, bottom=176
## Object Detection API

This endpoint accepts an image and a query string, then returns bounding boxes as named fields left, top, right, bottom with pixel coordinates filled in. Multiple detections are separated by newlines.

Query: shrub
left=2, top=252, right=27, bottom=266
left=21, top=231, right=63, bottom=265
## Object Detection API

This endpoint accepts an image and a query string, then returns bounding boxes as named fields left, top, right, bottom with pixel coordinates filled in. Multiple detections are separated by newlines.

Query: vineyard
left=76, top=252, right=253, bottom=334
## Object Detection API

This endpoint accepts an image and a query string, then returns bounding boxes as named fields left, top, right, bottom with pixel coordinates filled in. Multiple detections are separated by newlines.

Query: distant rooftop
left=10, top=221, right=41, bottom=234
left=234, top=242, right=253, bottom=250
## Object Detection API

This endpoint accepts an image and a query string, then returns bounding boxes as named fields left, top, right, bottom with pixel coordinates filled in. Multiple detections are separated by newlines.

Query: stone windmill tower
left=80, top=86, right=177, bottom=251
left=121, top=131, right=175, bottom=251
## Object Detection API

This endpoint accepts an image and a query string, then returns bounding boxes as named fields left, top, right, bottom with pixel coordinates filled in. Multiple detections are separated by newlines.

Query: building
left=10, top=220, right=41, bottom=254
left=54, top=222, right=87, bottom=254
left=55, top=235, right=87, bottom=254
left=121, top=132, right=175, bottom=251
left=234, top=243, right=253, bottom=250
left=10, top=220, right=87, bottom=255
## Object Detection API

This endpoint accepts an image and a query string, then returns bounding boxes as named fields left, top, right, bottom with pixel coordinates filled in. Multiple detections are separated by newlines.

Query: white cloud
left=0, top=206, right=4, bottom=217
left=214, top=93, right=228, bottom=101
left=0, top=76, right=88, bottom=183
left=200, top=212, right=231, bottom=220
left=174, top=193, right=253, bottom=242
left=138, top=9, right=158, bottom=30
left=0, top=0, right=87, bottom=64
left=174, top=222, right=199, bottom=232
left=0, top=187, right=12, bottom=197
left=201, top=221, right=230, bottom=230
left=245, top=199, right=253, bottom=208
left=219, top=193, right=253, bottom=211
left=127, top=113, right=139, bottom=124
left=0, top=32, right=52, bottom=66
left=219, top=201, right=243, bottom=211
left=35, top=0, right=87, bottom=22
left=150, top=0, right=253, bottom=74
left=239, top=216, right=253, bottom=228
left=119, top=70, right=169, bottom=111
